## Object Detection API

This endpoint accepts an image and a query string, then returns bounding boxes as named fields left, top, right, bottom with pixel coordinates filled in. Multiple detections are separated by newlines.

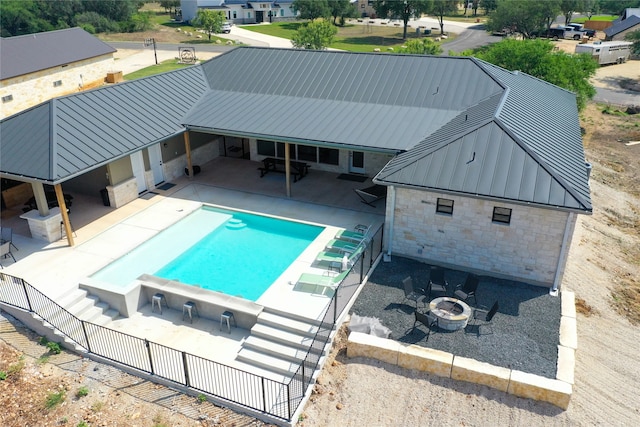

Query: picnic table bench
left=258, top=157, right=310, bottom=182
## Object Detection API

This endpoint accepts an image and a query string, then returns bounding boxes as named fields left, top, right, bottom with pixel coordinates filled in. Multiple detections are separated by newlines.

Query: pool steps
left=225, top=218, right=247, bottom=229
left=237, top=307, right=330, bottom=378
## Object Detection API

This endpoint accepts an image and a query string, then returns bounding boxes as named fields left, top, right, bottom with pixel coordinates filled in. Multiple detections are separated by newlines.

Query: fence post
left=145, top=340, right=155, bottom=375
left=81, top=322, right=91, bottom=353
left=21, top=279, right=33, bottom=312
left=287, top=381, right=292, bottom=422
left=182, top=351, right=190, bottom=387
left=261, top=376, right=267, bottom=412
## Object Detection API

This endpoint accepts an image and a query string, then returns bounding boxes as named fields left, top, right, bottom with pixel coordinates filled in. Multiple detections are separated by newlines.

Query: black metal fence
left=0, top=225, right=383, bottom=422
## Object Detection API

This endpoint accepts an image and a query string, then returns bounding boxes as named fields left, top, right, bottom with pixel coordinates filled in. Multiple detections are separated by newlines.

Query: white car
left=221, top=22, right=232, bottom=34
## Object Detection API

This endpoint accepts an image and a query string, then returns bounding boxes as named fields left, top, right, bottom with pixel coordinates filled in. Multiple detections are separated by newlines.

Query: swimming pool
left=90, top=206, right=324, bottom=301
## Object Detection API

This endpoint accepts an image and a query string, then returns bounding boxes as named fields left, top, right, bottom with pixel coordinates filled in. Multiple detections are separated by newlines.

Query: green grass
left=240, top=21, right=447, bottom=52
left=572, top=15, right=619, bottom=23
left=45, top=390, right=66, bottom=409
left=123, top=60, right=197, bottom=80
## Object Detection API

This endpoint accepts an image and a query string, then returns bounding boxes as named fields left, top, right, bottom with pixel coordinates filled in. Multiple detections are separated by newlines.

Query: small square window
left=53, top=80, right=62, bottom=87
left=1, top=94, right=13, bottom=103
left=436, top=198, right=454, bottom=215
left=492, top=207, right=512, bottom=224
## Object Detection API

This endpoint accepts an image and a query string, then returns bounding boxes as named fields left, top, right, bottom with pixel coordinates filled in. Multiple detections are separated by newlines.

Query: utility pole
left=144, top=38, right=158, bottom=65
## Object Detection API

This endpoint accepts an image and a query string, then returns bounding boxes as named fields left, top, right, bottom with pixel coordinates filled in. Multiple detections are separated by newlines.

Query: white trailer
left=575, top=41, right=633, bottom=65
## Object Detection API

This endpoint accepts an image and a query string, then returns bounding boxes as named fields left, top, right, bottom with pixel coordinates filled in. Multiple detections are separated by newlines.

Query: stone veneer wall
left=388, top=188, right=577, bottom=286
left=0, top=54, right=115, bottom=119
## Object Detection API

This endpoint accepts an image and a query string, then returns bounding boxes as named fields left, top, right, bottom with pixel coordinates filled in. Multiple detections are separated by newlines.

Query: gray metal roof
left=1, top=66, right=209, bottom=182
left=0, top=28, right=116, bottom=80
left=375, top=60, right=592, bottom=212
left=604, top=14, right=640, bottom=37
left=1, top=47, right=590, bottom=212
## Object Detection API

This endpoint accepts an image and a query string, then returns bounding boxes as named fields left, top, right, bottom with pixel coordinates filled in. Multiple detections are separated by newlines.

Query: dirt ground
left=2, top=27, right=639, bottom=427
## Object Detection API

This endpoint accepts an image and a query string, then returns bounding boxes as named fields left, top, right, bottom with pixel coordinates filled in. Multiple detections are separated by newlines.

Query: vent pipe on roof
left=585, top=161, right=592, bottom=180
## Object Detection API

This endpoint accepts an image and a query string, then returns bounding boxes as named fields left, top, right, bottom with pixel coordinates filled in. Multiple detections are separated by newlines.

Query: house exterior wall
left=0, top=54, right=115, bottom=119
left=388, top=187, right=577, bottom=286
left=608, top=24, right=640, bottom=41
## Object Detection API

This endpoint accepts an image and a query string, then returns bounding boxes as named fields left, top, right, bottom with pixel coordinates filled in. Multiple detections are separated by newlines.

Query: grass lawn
left=572, top=15, right=619, bottom=23
left=239, top=21, right=448, bottom=52
left=123, top=59, right=197, bottom=80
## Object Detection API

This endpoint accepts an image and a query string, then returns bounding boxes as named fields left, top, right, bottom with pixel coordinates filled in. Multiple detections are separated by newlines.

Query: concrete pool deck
left=1, top=178, right=384, bottom=382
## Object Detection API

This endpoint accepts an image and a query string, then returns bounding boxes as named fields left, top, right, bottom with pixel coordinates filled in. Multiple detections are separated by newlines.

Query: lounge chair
left=354, top=185, right=387, bottom=207
left=316, top=245, right=364, bottom=270
left=325, top=238, right=360, bottom=253
left=293, top=270, right=349, bottom=296
left=334, top=224, right=371, bottom=244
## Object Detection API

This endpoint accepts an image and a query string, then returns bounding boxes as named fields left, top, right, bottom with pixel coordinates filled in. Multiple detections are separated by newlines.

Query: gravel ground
left=350, top=256, right=561, bottom=378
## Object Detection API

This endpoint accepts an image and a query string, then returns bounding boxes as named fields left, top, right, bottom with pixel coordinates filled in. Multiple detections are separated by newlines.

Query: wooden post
left=284, top=142, right=291, bottom=198
left=184, top=130, right=193, bottom=180
left=54, top=184, right=74, bottom=246
left=31, top=182, right=49, bottom=216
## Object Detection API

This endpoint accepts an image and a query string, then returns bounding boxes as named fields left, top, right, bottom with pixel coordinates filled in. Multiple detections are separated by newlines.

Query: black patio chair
left=402, top=276, right=426, bottom=309
left=427, top=267, right=448, bottom=300
left=413, top=310, right=438, bottom=341
left=466, top=301, right=499, bottom=336
left=454, top=274, right=479, bottom=306
left=1, top=227, right=18, bottom=251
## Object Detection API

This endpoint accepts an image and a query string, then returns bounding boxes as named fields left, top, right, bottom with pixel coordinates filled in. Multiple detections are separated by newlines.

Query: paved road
left=594, top=86, right=640, bottom=107
left=441, top=24, right=503, bottom=53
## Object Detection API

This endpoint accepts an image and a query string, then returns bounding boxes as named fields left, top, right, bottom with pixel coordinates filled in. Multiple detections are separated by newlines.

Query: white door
left=130, top=151, right=147, bottom=194
left=349, top=151, right=365, bottom=174
left=148, top=144, right=164, bottom=186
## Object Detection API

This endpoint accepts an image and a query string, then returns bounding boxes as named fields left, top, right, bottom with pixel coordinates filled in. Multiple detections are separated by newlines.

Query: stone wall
left=0, top=54, right=115, bottom=119
left=388, top=188, right=575, bottom=286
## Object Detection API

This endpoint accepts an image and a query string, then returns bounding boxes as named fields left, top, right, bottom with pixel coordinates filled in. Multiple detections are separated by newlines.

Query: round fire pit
left=429, top=297, right=472, bottom=331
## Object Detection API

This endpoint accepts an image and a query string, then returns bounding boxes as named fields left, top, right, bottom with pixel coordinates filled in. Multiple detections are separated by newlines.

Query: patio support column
left=284, top=142, right=291, bottom=198
left=31, top=182, right=49, bottom=216
left=54, top=184, right=74, bottom=246
left=184, top=130, right=193, bottom=180
left=551, top=212, right=575, bottom=293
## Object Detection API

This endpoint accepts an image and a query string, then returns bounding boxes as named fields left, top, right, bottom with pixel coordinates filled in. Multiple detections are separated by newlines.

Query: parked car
left=221, top=22, right=232, bottom=34
left=567, top=23, right=596, bottom=38
left=530, top=27, right=566, bottom=40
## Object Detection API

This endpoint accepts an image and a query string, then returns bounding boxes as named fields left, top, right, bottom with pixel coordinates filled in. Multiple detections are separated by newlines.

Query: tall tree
left=428, top=0, right=459, bottom=35
left=487, top=0, right=561, bottom=39
left=373, top=0, right=433, bottom=40
left=292, top=0, right=331, bottom=21
left=470, top=39, right=597, bottom=110
left=328, top=0, right=358, bottom=26
left=560, top=0, right=584, bottom=25
left=399, top=37, right=443, bottom=54
left=597, top=0, right=639, bottom=15
left=291, top=19, right=337, bottom=49
left=481, top=0, right=498, bottom=15
left=193, top=9, right=225, bottom=40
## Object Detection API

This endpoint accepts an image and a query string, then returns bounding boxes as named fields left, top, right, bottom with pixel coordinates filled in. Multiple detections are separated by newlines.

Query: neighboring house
left=0, top=27, right=117, bottom=119
left=604, top=8, right=640, bottom=41
left=0, top=47, right=592, bottom=289
left=180, top=0, right=297, bottom=24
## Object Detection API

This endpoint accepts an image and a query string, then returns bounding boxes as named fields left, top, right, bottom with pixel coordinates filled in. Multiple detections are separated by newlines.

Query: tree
left=625, top=29, right=640, bottom=55
left=373, top=0, right=433, bottom=40
left=486, top=0, right=561, bottom=39
left=159, top=1, right=180, bottom=14
left=481, top=0, right=498, bottom=15
left=291, top=19, right=338, bottom=49
left=399, top=38, right=443, bottom=54
left=428, top=0, right=459, bottom=35
left=328, top=0, right=358, bottom=26
left=560, top=0, right=584, bottom=25
left=292, top=0, right=331, bottom=21
left=193, top=9, right=225, bottom=40
left=470, top=39, right=597, bottom=110
left=597, top=0, right=639, bottom=15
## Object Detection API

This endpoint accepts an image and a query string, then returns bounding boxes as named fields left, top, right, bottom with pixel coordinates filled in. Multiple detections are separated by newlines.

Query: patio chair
left=292, top=269, right=349, bottom=296
left=428, top=267, right=448, bottom=300
left=325, top=238, right=360, bottom=254
left=0, top=241, right=16, bottom=268
left=402, top=276, right=427, bottom=308
left=454, top=274, right=479, bottom=306
left=466, top=301, right=499, bottom=336
left=316, top=245, right=364, bottom=271
left=413, top=310, right=438, bottom=341
left=334, top=225, right=371, bottom=244
left=0, top=227, right=18, bottom=251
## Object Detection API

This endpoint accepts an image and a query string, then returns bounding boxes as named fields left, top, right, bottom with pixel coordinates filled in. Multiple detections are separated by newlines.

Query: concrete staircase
left=237, top=308, right=330, bottom=379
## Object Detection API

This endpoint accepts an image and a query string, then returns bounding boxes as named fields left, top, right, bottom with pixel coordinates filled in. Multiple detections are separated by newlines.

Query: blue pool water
left=91, top=206, right=324, bottom=301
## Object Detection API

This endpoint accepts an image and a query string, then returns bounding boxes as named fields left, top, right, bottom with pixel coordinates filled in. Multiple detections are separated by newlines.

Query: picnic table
left=258, top=157, right=310, bottom=182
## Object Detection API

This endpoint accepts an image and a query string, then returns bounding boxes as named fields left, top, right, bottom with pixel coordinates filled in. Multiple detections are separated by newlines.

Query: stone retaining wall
left=347, top=291, right=577, bottom=410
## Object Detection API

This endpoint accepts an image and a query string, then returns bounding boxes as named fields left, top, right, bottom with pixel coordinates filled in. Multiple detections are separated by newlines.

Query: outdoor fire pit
left=429, top=297, right=472, bottom=331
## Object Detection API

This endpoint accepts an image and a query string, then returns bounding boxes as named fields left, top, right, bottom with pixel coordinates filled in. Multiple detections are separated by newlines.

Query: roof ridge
left=492, top=116, right=590, bottom=211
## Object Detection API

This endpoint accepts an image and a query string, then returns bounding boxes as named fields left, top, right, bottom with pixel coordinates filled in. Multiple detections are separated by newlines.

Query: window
left=280, top=9, right=284, bottom=17
left=297, top=145, right=317, bottom=162
left=318, top=147, right=339, bottom=165
left=1, top=94, right=13, bottom=103
left=233, top=11, right=237, bottom=18
left=436, top=198, right=454, bottom=215
left=492, top=207, right=512, bottom=224
left=257, top=140, right=339, bottom=165
left=257, top=139, right=276, bottom=156
left=53, top=80, right=62, bottom=87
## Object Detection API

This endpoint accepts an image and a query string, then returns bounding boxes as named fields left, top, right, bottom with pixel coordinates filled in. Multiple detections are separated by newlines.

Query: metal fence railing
left=0, top=224, right=383, bottom=423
